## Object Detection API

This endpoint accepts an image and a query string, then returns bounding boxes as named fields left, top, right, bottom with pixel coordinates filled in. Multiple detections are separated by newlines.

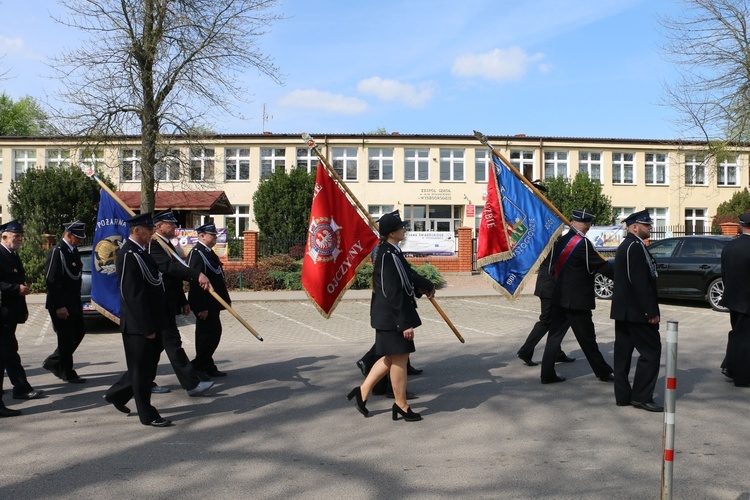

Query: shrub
left=413, top=262, right=445, bottom=287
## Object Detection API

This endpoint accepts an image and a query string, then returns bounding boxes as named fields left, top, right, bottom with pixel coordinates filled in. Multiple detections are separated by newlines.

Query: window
left=612, top=152, right=635, bottom=184
left=684, top=154, right=706, bottom=186
left=155, top=149, right=181, bottom=182
left=368, top=148, right=394, bottom=181
left=190, top=148, right=215, bottom=181
left=46, top=149, right=70, bottom=169
left=404, top=204, right=462, bottom=233
left=0, top=150, right=3, bottom=181
left=368, top=205, right=395, bottom=219
left=578, top=152, right=602, bottom=182
left=439, top=149, right=464, bottom=182
left=685, top=208, right=707, bottom=235
left=225, top=205, right=251, bottom=238
left=13, top=149, right=36, bottom=179
left=332, top=147, right=358, bottom=181
left=225, top=148, right=250, bottom=181
left=510, top=150, right=534, bottom=180
left=613, top=207, right=636, bottom=224
left=717, top=156, right=739, bottom=186
left=475, top=149, right=490, bottom=183
left=544, top=151, right=568, bottom=179
left=260, top=148, right=285, bottom=179
left=79, top=149, right=105, bottom=173
left=296, top=147, right=319, bottom=174
left=121, top=149, right=141, bottom=181
left=645, top=207, right=668, bottom=228
left=404, top=148, right=429, bottom=181
left=645, top=153, right=667, bottom=185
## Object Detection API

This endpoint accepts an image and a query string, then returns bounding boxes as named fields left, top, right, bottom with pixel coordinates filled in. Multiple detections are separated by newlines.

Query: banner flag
left=480, top=154, right=564, bottom=300
left=476, top=149, right=513, bottom=265
left=301, top=166, right=379, bottom=318
left=90, top=188, right=130, bottom=323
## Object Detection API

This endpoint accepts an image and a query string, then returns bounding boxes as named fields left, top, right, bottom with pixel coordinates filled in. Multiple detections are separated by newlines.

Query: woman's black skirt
left=375, top=328, right=416, bottom=356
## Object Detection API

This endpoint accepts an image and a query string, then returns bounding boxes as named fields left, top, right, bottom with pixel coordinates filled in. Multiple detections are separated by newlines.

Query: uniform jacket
left=370, top=242, right=434, bottom=331
left=534, top=254, right=554, bottom=299
left=0, top=244, right=29, bottom=324
left=610, top=232, right=660, bottom=322
left=117, top=238, right=168, bottom=335
left=187, top=242, right=230, bottom=313
left=550, top=228, right=612, bottom=311
left=148, top=234, right=200, bottom=316
left=44, top=240, right=83, bottom=314
left=719, top=233, right=750, bottom=315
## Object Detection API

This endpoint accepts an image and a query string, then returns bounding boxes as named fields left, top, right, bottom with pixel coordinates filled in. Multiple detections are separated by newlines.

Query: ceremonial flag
left=480, top=154, right=564, bottom=299
left=302, top=166, right=379, bottom=318
left=90, top=189, right=130, bottom=323
left=476, top=149, right=513, bottom=265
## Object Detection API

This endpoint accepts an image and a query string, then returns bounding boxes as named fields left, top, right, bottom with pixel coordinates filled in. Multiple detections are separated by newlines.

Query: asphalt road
left=1, top=289, right=748, bottom=499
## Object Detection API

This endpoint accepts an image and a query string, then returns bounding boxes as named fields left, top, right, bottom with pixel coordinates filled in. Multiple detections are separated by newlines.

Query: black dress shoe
left=346, top=387, right=369, bottom=417
left=721, top=368, right=734, bottom=380
left=598, top=373, right=615, bottom=382
left=13, top=390, right=43, bottom=400
left=103, top=394, right=131, bottom=414
left=42, top=361, right=63, bottom=380
left=0, top=406, right=21, bottom=418
left=196, top=371, right=212, bottom=382
left=392, top=404, right=422, bottom=422
left=556, top=353, right=576, bottom=363
left=148, top=418, right=173, bottom=427
left=207, top=369, right=227, bottom=377
left=518, top=354, right=538, bottom=367
left=386, top=390, right=418, bottom=400
left=616, top=401, right=631, bottom=407
left=406, top=365, right=423, bottom=375
left=66, top=377, right=87, bottom=384
left=632, top=400, right=664, bottom=412
left=541, top=375, right=566, bottom=384
left=356, top=359, right=368, bottom=377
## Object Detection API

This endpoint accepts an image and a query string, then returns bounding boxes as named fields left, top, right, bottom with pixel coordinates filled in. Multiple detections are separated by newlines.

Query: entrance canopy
left=115, top=190, right=234, bottom=215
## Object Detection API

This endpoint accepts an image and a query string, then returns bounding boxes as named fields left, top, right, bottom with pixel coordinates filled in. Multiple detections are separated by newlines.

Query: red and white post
left=661, top=320, right=678, bottom=500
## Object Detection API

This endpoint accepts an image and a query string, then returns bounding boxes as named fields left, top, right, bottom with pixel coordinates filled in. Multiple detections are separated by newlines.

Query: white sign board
left=400, top=231, right=455, bottom=256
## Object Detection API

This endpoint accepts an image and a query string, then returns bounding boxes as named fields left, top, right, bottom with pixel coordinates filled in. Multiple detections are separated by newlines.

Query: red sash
left=554, top=234, right=583, bottom=278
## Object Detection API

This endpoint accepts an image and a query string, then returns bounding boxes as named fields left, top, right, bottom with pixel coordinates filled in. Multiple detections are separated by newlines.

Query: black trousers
left=192, top=310, right=222, bottom=373
left=541, top=306, right=612, bottom=380
left=0, top=320, right=33, bottom=396
left=613, top=320, right=661, bottom=404
left=45, top=311, right=86, bottom=379
left=517, top=296, right=568, bottom=360
left=106, top=332, right=161, bottom=424
left=153, top=317, right=200, bottom=390
left=726, top=311, right=750, bottom=386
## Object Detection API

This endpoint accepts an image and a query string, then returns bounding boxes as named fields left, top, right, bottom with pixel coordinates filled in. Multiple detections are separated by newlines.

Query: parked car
left=593, top=235, right=733, bottom=312
left=79, top=245, right=100, bottom=317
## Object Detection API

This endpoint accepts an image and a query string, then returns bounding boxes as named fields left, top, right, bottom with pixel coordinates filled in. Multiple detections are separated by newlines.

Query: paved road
left=2, top=287, right=749, bottom=499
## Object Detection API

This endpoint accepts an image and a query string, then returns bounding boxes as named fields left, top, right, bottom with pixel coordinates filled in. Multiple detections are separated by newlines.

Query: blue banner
left=481, top=154, right=564, bottom=299
left=90, top=189, right=130, bottom=323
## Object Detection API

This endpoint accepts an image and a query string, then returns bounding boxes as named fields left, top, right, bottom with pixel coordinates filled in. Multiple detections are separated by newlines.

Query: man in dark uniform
left=103, top=213, right=172, bottom=427
left=540, top=209, right=614, bottom=384
left=188, top=222, right=231, bottom=378
left=516, top=253, right=575, bottom=366
left=611, top=210, right=663, bottom=411
left=0, top=220, right=43, bottom=407
left=719, top=211, right=750, bottom=388
left=148, top=210, right=213, bottom=396
left=42, top=221, right=87, bottom=383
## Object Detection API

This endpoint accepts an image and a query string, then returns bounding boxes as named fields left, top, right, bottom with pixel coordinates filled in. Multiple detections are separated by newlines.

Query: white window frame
left=368, top=205, right=395, bottom=219
left=225, top=205, right=251, bottom=238
left=612, top=152, right=635, bottom=184
left=0, top=150, right=3, bottom=182
left=225, top=147, right=250, bottom=181
left=474, top=149, right=490, bottom=183
left=404, top=148, right=429, bottom=182
left=121, top=149, right=141, bottom=182
left=13, top=149, right=36, bottom=179
left=439, top=148, right=464, bottom=182
left=684, top=154, right=706, bottom=186
left=332, top=147, right=358, bottom=181
left=544, top=150, right=568, bottom=179
left=717, top=155, right=739, bottom=186
left=190, top=147, right=215, bottom=181
left=510, top=150, right=535, bottom=180
left=645, top=207, right=668, bottom=228
left=260, top=147, right=285, bottom=180
left=79, top=149, right=105, bottom=174
left=578, top=151, right=602, bottom=182
left=645, top=152, right=668, bottom=185
left=296, top=147, right=319, bottom=174
left=46, top=149, right=71, bottom=169
left=685, top=208, right=708, bottom=234
left=613, top=207, right=636, bottom=224
left=154, top=148, right=181, bottom=182
left=368, top=148, right=394, bottom=181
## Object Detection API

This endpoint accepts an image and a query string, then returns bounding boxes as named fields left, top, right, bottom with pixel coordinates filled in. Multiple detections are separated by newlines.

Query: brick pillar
left=243, top=230, right=258, bottom=267
left=456, top=226, right=473, bottom=273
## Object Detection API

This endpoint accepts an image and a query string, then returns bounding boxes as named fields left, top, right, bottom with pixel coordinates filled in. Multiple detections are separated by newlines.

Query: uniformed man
left=148, top=209, right=213, bottom=396
left=540, top=209, right=614, bottom=384
left=103, top=213, right=172, bottom=427
left=611, top=210, right=663, bottom=411
left=42, top=221, right=87, bottom=383
left=0, top=220, right=43, bottom=408
left=187, top=222, right=231, bottom=378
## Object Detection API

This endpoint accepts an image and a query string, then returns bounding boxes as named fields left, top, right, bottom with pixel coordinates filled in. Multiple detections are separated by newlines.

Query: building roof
left=115, top=190, right=234, bottom=214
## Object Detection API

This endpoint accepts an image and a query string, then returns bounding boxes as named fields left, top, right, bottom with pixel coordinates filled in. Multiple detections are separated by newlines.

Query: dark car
left=594, top=235, right=733, bottom=312
left=79, top=246, right=99, bottom=317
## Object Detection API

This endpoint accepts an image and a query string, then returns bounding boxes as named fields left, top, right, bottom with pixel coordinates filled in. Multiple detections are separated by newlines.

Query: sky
left=0, top=0, right=688, bottom=140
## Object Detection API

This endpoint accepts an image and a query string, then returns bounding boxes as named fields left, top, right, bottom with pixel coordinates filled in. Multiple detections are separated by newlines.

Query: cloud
left=0, top=35, right=38, bottom=59
left=451, top=46, right=545, bottom=82
left=278, top=89, right=368, bottom=115
left=356, top=77, right=436, bottom=107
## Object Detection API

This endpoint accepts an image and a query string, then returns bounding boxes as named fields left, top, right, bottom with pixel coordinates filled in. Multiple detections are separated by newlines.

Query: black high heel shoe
left=346, top=387, right=369, bottom=417
left=392, top=403, right=422, bottom=422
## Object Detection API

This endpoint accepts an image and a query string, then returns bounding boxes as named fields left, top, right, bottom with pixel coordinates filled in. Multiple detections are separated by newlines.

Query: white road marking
left=251, top=303, right=345, bottom=341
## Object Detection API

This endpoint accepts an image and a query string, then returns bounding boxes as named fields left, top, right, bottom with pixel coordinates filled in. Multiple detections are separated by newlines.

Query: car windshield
left=648, top=239, right=680, bottom=258
left=80, top=248, right=92, bottom=272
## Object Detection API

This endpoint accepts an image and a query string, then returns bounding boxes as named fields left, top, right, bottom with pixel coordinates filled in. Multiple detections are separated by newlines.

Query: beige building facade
left=0, top=133, right=746, bottom=237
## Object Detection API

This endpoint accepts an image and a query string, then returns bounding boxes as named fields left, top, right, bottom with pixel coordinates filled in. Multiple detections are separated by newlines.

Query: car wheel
left=594, top=273, right=614, bottom=300
left=707, top=278, right=728, bottom=312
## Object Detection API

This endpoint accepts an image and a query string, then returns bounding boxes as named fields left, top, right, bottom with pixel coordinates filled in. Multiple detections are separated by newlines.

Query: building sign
left=418, top=188, right=452, bottom=201
left=400, top=231, right=455, bottom=256
left=466, top=204, right=475, bottom=217
left=173, top=228, right=229, bottom=258
left=585, top=225, right=623, bottom=250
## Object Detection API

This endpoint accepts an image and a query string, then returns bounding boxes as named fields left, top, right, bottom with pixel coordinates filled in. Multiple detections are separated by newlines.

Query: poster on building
left=400, top=231, right=455, bottom=256
left=173, top=228, right=229, bottom=258
left=584, top=225, right=624, bottom=251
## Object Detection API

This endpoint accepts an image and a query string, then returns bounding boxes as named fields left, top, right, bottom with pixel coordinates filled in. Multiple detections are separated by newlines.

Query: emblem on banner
left=94, top=235, right=123, bottom=274
left=307, top=216, right=342, bottom=263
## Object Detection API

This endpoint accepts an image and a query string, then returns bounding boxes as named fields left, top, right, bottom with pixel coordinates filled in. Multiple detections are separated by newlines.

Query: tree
left=253, top=167, right=315, bottom=254
left=713, top=188, right=750, bottom=226
left=51, top=0, right=283, bottom=212
left=542, top=173, right=613, bottom=225
left=0, top=93, right=51, bottom=135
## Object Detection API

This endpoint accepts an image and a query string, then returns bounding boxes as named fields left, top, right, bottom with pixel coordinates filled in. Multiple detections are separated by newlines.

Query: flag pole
left=301, top=133, right=465, bottom=344
left=86, top=171, right=264, bottom=342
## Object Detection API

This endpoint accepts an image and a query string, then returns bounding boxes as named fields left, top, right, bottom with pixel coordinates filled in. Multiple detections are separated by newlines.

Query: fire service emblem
left=307, top=216, right=342, bottom=263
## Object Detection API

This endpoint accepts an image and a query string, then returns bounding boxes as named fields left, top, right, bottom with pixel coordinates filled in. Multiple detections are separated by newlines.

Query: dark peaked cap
left=63, top=221, right=86, bottom=238
left=623, top=209, right=653, bottom=226
left=571, top=209, right=594, bottom=223
left=377, top=210, right=408, bottom=236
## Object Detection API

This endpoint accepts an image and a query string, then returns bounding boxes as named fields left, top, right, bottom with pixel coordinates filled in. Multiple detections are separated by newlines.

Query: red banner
left=476, top=159, right=512, bottom=265
left=301, top=167, right=379, bottom=318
